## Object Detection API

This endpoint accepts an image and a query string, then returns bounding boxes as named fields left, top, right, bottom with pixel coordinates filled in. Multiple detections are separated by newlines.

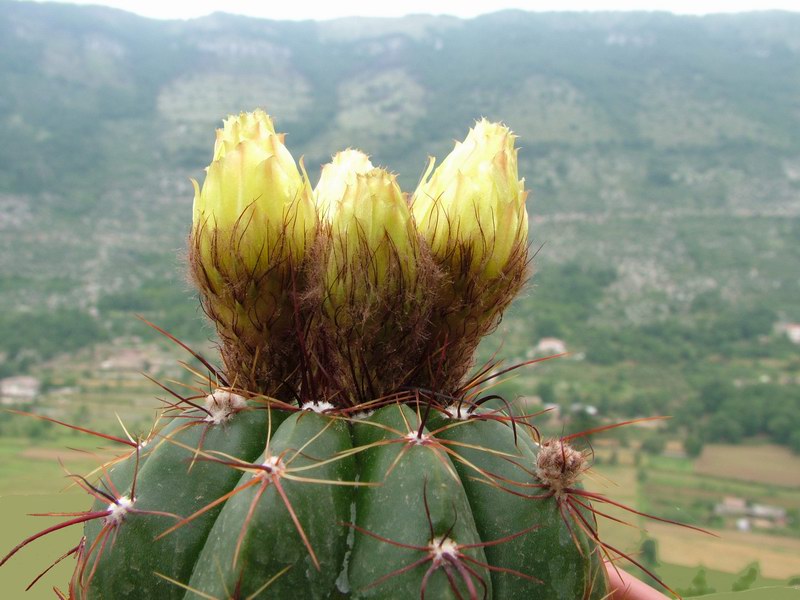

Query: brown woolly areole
left=535, top=438, right=587, bottom=499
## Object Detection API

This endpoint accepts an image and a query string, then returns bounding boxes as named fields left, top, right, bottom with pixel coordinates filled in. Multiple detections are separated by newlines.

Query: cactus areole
left=2, top=110, right=663, bottom=600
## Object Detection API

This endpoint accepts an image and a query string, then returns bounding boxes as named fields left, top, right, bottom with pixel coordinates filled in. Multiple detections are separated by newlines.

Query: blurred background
left=0, top=0, right=799, bottom=597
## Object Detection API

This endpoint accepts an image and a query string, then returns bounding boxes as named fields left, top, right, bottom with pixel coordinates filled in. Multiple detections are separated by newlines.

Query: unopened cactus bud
left=314, top=149, right=374, bottom=222
left=192, top=113, right=315, bottom=279
left=413, top=119, right=528, bottom=280
left=411, top=120, right=530, bottom=392
left=310, top=156, right=435, bottom=403
left=323, top=167, right=417, bottom=311
left=189, top=110, right=317, bottom=395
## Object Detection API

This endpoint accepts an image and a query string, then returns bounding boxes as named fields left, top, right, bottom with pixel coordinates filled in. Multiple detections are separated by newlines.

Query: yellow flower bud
left=323, top=167, right=417, bottom=313
left=314, top=149, right=374, bottom=223
left=212, top=109, right=276, bottom=160
left=409, top=120, right=530, bottom=393
left=310, top=157, right=435, bottom=403
left=412, top=119, right=528, bottom=279
left=192, top=114, right=316, bottom=283
left=188, top=110, right=317, bottom=396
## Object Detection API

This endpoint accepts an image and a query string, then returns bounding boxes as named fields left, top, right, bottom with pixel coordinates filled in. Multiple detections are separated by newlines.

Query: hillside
left=1, top=4, right=799, bottom=429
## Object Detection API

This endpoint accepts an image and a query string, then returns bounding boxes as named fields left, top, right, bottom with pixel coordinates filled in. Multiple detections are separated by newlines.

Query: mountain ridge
left=1, top=2, right=799, bottom=372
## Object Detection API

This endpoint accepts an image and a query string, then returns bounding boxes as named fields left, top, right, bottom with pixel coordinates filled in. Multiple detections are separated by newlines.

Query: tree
left=704, top=414, right=744, bottom=443
left=640, top=538, right=659, bottom=569
left=569, top=407, right=599, bottom=441
left=731, top=562, right=759, bottom=591
left=698, top=380, right=733, bottom=413
left=790, top=430, right=800, bottom=455
left=684, top=434, right=704, bottom=458
left=640, top=434, right=667, bottom=455
left=678, top=567, right=715, bottom=597
left=639, top=537, right=661, bottom=588
left=537, top=381, right=556, bottom=405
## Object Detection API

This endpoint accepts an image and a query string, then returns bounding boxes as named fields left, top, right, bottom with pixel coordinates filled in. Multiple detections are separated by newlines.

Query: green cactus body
left=348, top=404, right=490, bottom=599
left=63, top=403, right=608, bottom=599
left=430, top=411, right=607, bottom=600
left=75, top=406, right=280, bottom=599
left=186, top=411, right=355, bottom=599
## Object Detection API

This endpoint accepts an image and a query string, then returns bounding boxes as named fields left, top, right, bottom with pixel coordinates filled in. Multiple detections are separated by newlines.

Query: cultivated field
left=650, top=522, right=800, bottom=580
left=695, top=444, right=800, bottom=488
left=589, top=443, right=800, bottom=588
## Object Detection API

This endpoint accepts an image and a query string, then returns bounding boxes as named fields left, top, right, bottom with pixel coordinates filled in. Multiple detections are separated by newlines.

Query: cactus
left=1, top=111, right=693, bottom=599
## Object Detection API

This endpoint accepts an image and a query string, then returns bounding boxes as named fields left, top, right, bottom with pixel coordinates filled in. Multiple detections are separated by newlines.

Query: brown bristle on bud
left=188, top=221, right=307, bottom=398
left=413, top=236, right=530, bottom=394
left=303, top=159, right=444, bottom=406
left=535, top=439, right=586, bottom=497
left=409, top=120, right=531, bottom=394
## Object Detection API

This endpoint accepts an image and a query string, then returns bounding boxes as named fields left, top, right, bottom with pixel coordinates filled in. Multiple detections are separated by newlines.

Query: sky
left=25, top=0, right=800, bottom=21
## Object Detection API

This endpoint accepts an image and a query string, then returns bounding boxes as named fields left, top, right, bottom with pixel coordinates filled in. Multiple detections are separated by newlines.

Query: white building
left=776, top=323, right=800, bottom=344
left=533, top=337, right=567, bottom=356
left=0, top=375, right=40, bottom=405
left=714, top=496, right=787, bottom=530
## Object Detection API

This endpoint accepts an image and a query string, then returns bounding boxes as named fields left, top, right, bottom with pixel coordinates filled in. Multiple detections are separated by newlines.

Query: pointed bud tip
left=213, top=109, right=278, bottom=161
left=315, top=149, right=377, bottom=222
left=412, top=119, right=527, bottom=280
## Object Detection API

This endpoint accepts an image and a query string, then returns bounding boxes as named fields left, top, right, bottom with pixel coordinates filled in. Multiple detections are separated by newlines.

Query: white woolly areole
left=301, top=401, right=336, bottom=414
left=350, top=410, right=374, bottom=421
left=258, top=455, right=286, bottom=478
left=429, top=537, right=459, bottom=565
left=106, top=495, right=133, bottom=526
left=204, top=389, right=248, bottom=424
left=442, top=403, right=470, bottom=420
left=405, top=431, right=431, bottom=445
